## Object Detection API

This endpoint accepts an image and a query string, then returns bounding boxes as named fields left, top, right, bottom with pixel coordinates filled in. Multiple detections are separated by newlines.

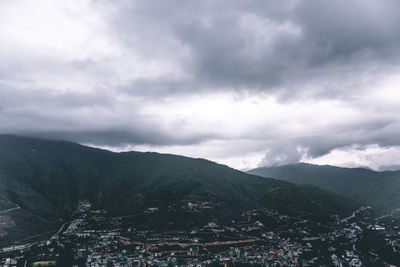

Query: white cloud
left=306, top=145, right=400, bottom=171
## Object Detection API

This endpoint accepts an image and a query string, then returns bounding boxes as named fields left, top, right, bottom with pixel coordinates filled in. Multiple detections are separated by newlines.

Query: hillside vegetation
left=0, top=135, right=357, bottom=245
left=249, top=163, right=400, bottom=214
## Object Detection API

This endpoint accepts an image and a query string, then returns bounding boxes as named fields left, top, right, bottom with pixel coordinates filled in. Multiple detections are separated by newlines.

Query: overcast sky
left=1, top=0, right=400, bottom=170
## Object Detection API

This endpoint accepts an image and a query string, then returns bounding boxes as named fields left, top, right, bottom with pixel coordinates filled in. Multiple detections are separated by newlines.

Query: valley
left=3, top=200, right=400, bottom=266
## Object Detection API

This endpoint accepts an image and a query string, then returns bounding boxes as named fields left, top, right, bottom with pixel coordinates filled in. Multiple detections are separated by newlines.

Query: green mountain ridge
left=0, top=135, right=357, bottom=246
left=249, top=163, right=400, bottom=214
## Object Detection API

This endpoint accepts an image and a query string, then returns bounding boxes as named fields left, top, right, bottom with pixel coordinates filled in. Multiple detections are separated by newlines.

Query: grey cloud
left=295, top=0, right=400, bottom=60
left=109, top=0, right=400, bottom=99
left=0, top=86, right=112, bottom=109
left=0, top=86, right=217, bottom=146
left=258, top=119, right=400, bottom=167
left=121, top=78, right=195, bottom=97
left=1, top=0, right=400, bottom=169
left=12, top=129, right=214, bottom=147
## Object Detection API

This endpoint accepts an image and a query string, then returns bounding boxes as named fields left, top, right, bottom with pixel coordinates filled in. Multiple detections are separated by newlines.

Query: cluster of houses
left=2, top=201, right=400, bottom=266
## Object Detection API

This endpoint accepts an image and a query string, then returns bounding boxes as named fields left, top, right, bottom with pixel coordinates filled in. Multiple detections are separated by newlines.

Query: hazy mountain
left=0, top=135, right=357, bottom=246
left=249, top=163, right=400, bottom=214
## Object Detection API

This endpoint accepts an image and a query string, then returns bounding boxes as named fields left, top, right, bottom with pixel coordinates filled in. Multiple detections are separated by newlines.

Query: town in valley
left=2, top=201, right=400, bottom=266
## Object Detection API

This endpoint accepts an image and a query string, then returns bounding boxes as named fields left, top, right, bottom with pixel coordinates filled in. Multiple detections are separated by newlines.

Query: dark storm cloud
left=111, top=0, right=400, bottom=97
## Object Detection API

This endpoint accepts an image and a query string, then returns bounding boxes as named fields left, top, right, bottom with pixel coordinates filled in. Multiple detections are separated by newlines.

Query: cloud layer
left=1, top=0, right=400, bottom=169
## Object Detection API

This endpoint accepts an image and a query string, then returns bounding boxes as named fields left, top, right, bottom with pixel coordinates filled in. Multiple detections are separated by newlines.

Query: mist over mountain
left=0, top=135, right=358, bottom=246
left=249, top=163, right=400, bottom=214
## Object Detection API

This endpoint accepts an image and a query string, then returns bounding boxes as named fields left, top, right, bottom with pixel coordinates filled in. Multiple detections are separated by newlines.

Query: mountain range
left=0, top=135, right=356, bottom=246
left=249, top=163, right=400, bottom=215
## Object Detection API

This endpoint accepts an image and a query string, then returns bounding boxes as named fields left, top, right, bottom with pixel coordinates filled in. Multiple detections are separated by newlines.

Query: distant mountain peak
left=249, top=163, right=400, bottom=215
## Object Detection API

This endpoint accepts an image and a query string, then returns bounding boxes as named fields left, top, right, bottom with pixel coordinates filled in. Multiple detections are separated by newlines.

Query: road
left=0, top=206, right=20, bottom=214
left=0, top=216, right=69, bottom=253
